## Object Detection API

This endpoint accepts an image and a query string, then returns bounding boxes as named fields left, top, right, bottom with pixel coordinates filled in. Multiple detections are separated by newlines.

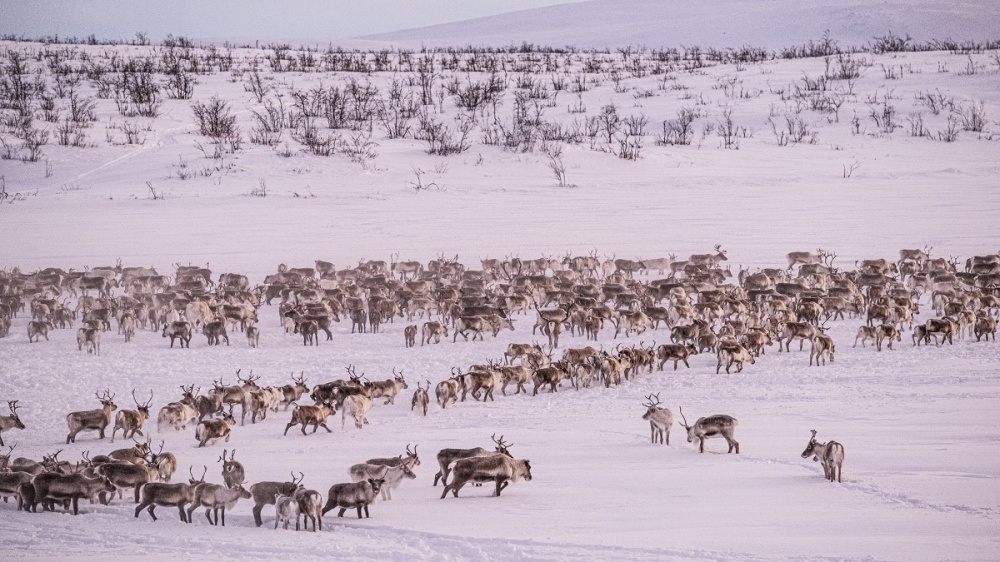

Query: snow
left=1, top=35, right=1000, bottom=562
left=366, top=0, right=1000, bottom=50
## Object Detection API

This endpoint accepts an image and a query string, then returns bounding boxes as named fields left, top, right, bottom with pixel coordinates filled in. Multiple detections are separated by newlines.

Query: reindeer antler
left=678, top=406, right=689, bottom=428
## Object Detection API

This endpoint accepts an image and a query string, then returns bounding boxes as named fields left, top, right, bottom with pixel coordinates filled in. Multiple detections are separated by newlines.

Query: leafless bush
left=249, top=97, right=285, bottom=146
left=871, top=32, right=912, bottom=54
left=192, top=96, right=241, bottom=148
left=906, top=113, right=929, bottom=137
left=544, top=143, right=570, bottom=186
left=250, top=178, right=267, bottom=197
left=657, top=107, right=697, bottom=146
left=164, top=68, right=196, bottom=99
left=936, top=115, right=960, bottom=142
left=68, top=91, right=97, bottom=125
left=343, top=130, right=379, bottom=163
left=869, top=100, right=899, bottom=134
left=244, top=71, right=270, bottom=103
left=56, top=118, right=88, bottom=146
left=915, top=89, right=954, bottom=115
left=769, top=114, right=817, bottom=145
left=416, top=110, right=472, bottom=155
left=407, top=167, right=439, bottom=192
left=107, top=118, right=150, bottom=145
left=957, top=101, right=987, bottom=132
left=717, top=108, right=740, bottom=149
left=113, top=70, right=160, bottom=117
left=616, top=114, right=647, bottom=160
left=20, top=123, right=48, bottom=161
left=292, top=119, right=340, bottom=156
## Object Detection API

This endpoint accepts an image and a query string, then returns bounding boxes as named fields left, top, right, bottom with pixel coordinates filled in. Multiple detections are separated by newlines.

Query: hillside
left=367, top=0, right=1000, bottom=50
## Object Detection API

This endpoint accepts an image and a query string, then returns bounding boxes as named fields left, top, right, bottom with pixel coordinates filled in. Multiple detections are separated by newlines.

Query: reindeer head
left=189, top=465, right=208, bottom=485
left=132, top=390, right=153, bottom=417
left=405, top=443, right=420, bottom=466
left=801, top=429, right=821, bottom=461
left=492, top=433, right=513, bottom=457
left=6, top=401, right=24, bottom=430
left=0, top=443, right=16, bottom=469
left=641, top=393, right=662, bottom=420
left=96, top=390, right=117, bottom=412
left=392, top=367, right=407, bottom=386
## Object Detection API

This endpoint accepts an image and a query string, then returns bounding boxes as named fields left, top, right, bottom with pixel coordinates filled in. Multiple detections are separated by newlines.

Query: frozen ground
left=1, top=32, right=999, bottom=562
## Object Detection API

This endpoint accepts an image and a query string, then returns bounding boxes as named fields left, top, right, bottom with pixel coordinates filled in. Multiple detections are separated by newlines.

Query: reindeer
left=296, top=319, right=319, bottom=345
left=716, top=344, right=755, bottom=374
left=365, top=444, right=421, bottom=473
left=809, top=334, right=836, bottom=366
left=689, top=245, right=728, bottom=268
left=111, top=390, right=153, bottom=443
left=284, top=401, right=336, bottom=436
left=341, top=394, right=373, bottom=430
left=249, top=472, right=305, bottom=527
left=801, top=429, right=845, bottom=483
left=500, top=365, right=533, bottom=395
left=31, top=471, right=116, bottom=515
left=27, top=320, right=53, bottom=342
left=218, top=449, right=246, bottom=489
left=350, top=308, right=367, bottom=334
left=532, top=363, right=574, bottom=395
left=779, top=322, right=820, bottom=352
left=187, top=480, right=252, bottom=526
left=157, top=386, right=198, bottom=432
left=678, top=407, right=739, bottom=453
left=655, top=343, right=698, bottom=371
left=349, top=463, right=417, bottom=501
left=433, top=434, right=513, bottom=487
left=436, top=375, right=462, bottom=409
left=0, top=401, right=25, bottom=446
left=411, top=380, right=430, bottom=416
left=95, top=459, right=160, bottom=503
left=134, top=466, right=207, bottom=522
left=195, top=409, right=236, bottom=447
left=367, top=369, right=409, bottom=405
left=274, top=492, right=301, bottom=530
left=421, top=321, right=448, bottom=345
left=292, top=486, right=324, bottom=532
left=278, top=372, right=310, bottom=409
left=203, top=318, right=229, bottom=346
left=786, top=250, right=825, bottom=270
left=162, top=321, right=193, bottom=348
left=75, top=327, right=102, bottom=355
left=322, top=478, right=384, bottom=519
left=66, top=390, right=117, bottom=444
left=404, top=324, right=417, bottom=348
left=210, top=370, right=259, bottom=425
left=246, top=324, right=260, bottom=348
left=151, top=443, right=178, bottom=482
left=441, top=455, right=532, bottom=499
left=642, top=394, right=674, bottom=445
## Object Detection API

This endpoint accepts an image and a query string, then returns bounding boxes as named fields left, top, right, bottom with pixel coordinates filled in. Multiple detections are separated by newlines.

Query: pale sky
left=0, top=0, right=585, bottom=43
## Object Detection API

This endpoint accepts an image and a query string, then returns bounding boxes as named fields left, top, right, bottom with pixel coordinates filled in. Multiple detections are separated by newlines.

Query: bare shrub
left=416, top=110, right=472, bottom=155
left=957, top=101, right=987, bottom=132
left=657, top=107, right=697, bottom=146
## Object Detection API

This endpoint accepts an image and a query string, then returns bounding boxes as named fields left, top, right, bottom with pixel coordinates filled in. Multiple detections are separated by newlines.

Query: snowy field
left=1, top=29, right=1000, bottom=562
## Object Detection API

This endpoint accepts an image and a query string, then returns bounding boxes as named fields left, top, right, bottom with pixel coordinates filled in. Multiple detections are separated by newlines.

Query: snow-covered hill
left=367, top=0, right=1000, bottom=49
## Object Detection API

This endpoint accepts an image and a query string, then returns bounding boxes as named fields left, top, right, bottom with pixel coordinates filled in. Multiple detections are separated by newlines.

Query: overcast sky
left=0, top=0, right=584, bottom=43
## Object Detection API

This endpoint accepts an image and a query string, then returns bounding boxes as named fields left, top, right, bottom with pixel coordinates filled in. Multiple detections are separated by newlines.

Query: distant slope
left=365, top=0, right=1000, bottom=49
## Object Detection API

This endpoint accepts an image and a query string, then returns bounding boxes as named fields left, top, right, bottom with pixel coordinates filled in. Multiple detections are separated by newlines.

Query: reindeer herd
left=1, top=246, right=999, bottom=525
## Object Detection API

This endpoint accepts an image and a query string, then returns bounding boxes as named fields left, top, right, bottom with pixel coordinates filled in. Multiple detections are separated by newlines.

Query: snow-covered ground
left=1, top=34, right=999, bottom=561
